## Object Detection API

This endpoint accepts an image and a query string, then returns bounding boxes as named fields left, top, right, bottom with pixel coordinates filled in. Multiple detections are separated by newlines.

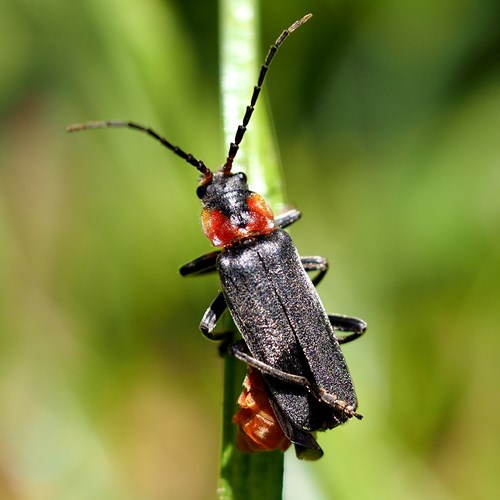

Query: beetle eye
left=196, top=184, right=208, bottom=199
left=237, top=172, right=247, bottom=183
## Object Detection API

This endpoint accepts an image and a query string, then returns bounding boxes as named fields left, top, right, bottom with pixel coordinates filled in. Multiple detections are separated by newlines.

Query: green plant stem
left=217, top=0, right=287, bottom=499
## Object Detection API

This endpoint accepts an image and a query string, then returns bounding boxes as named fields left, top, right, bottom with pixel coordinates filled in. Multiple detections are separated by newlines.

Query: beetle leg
left=231, top=340, right=362, bottom=420
left=300, top=257, right=367, bottom=344
left=299, top=257, right=366, bottom=343
left=180, top=250, right=221, bottom=277
left=274, top=209, right=301, bottom=229
left=199, top=291, right=233, bottom=343
left=318, top=390, right=363, bottom=420
left=328, top=314, right=367, bottom=344
left=301, top=256, right=329, bottom=286
left=229, top=340, right=314, bottom=390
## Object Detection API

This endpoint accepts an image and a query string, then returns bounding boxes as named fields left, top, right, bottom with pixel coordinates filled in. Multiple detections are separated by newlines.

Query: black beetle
left=67, top=13, right=366, bottom=460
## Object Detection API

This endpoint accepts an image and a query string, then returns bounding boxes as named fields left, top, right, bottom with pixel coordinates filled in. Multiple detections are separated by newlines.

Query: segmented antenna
left=67, top=14, right=312, bottom=183
left=66, top=120, right=213, bottom=183
left=222, top=13, right=312, bottom=175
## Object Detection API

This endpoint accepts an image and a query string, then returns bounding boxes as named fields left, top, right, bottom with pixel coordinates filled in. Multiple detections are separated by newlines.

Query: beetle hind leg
left=319, top=390, right=363, bottom=420
left=329, top=314, right=367, bottom=344
left=229, top=340, right=313, bottom=390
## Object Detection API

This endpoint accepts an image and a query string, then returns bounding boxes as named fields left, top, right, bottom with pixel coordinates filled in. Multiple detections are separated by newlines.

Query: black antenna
left=222, top=13, right=312, bottom=175
left=67, top=14, right=312, bottom=183
left=66, top=120, right=213, bottom=183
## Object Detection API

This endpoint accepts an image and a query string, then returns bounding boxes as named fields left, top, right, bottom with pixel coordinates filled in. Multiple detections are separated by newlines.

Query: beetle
left=67, top=13, right=367, bottom=460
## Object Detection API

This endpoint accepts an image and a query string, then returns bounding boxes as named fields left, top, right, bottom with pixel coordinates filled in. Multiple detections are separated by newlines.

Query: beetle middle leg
left=301, top=256, right=367, bottom=344
left=301, top=255, right=329, bottom=286
left=198, top=291, right=234, bottom=345
left=200, top=293, right=319, bottom=390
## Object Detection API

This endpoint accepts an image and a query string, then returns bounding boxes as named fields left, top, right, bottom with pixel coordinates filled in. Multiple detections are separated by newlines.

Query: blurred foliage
left=0, top=0, right=499, bottom=499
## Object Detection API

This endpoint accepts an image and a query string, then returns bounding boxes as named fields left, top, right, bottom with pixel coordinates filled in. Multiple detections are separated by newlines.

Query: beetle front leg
left=329, top=314, right=367, bottom=344
left=274, top=208, right=301, bottom=229
left=180, top=250, right=221, bottom=277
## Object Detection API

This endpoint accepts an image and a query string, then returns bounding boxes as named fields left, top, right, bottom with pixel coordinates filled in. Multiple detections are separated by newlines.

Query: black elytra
left=67, top=13, right=367, bottom=460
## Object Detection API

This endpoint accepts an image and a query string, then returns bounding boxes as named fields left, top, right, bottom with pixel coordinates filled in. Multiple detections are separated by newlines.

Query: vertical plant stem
left=217, top=0, right=287, bottom=499
left=219, top=0, right=286, bottom=208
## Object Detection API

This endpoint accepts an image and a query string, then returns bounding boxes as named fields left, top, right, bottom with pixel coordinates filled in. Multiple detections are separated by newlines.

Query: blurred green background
left=1, top=0, right=499, bottom=498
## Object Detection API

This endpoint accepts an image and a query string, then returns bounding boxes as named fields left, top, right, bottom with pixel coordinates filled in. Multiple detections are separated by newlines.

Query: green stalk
left=217, top=0, right=287, bottom=499
left=219, top=0, right=286, bottom=208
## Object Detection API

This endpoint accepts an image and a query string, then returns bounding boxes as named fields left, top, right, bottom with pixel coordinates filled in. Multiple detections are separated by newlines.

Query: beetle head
left=197, top=171, right=275, bottom=247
